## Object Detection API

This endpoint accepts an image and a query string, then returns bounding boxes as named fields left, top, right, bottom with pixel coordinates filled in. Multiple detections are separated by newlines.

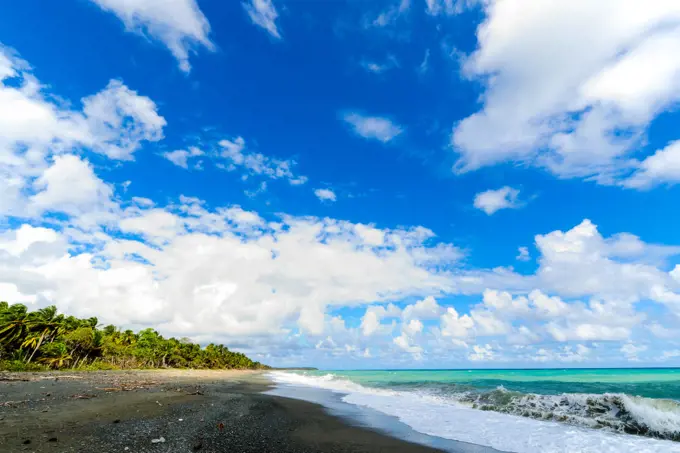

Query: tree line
left=0, top=302, right=267, bottom=371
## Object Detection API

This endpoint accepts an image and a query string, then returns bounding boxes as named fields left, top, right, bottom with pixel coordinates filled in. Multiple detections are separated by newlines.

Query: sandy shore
left=0, top=369, right=444, bottom=452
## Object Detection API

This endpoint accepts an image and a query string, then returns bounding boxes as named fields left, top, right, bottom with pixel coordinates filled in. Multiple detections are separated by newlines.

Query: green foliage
left=0, top=302, right=267, bottom=371
left=0, top=360, right=47, bottom=372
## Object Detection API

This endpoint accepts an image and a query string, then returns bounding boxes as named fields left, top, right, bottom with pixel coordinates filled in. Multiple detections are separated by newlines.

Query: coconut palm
left=23, top=306, right=62, bottom=363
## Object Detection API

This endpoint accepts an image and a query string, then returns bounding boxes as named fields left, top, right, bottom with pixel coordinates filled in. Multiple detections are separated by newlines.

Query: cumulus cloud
left=473, top=186, right=521, bottom=215
left=402, top=296, right=442, bottom=320
left=82, top=79, right=166, bottom=160
left=452, top=0, right=680, bottom=186
left=88, top=0, right=213, bottom=72
left=30, top=155, right=115, bottom=220
left=2, top=199, right=462, bottom=343
left=360, top=304, right=401, bottom=336
left=314, top=188, right=337, bottom=202
left=624, top=140, right=680, bottom=188
left=243, top=0, right=282, bottom=39
left=0, top=44, right=163, bottom=218
left=342, top=112, right=403, bottom=143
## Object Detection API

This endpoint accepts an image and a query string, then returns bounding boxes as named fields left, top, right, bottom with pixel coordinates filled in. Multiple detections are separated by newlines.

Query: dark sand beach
left=0, top=370, right=444, bottom=453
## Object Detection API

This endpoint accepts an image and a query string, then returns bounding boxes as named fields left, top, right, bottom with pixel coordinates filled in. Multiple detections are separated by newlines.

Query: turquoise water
left=303, top=368, right=680, bottom=400
left=284, top=368, right=680, bottom=442
left=272, top=369, right=680, bottom=452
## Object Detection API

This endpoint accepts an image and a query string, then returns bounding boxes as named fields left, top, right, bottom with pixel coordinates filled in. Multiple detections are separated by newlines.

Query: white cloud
left=534, top=219, right=680, bottom=304
left=81, top=80, right=166, bottom=160
left=30, top=155, right=115, bottom=220
left=620, top=342, right=647, bottom=361
left=89, top=0, right=213, bottom=72
left=314, top=188, right=337, bottom=202
left=0, top=46, right=162, bottom=219
left=403, top=296, right=442, bottom=320
left=473, top=186, right=521, bottom=215
left=624, top=141, right=680, bottom=188
left=361, top=304, right=401, bottom=336
left=468, top=344, right=494, bottom=361
left=426, top=0, right=462, bottom=16
left=162, top=147, right=204, bottom=169
left=516, top=246, right=530, bottom=261
left=0, top=49, right=165, bottom=164
left=2, top=197, right=461, bottom=341
left=370, top=0, right=410, bottom=27
left=440, top=306, right=474, bottom=339
left=243, top=0, right=281, bottom=39
left=343, top=113, right=403, bottom=143
left=217, top=137, right=307, bottom=185
left=452, top=0, right=680, bottom=185
left=394, top=318, right=424, bottom=357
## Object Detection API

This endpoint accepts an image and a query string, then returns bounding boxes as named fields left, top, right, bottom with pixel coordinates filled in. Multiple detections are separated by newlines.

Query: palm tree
left=0, top=304, right=30, bottom=349
left=23, top=306, right=62, bottom=364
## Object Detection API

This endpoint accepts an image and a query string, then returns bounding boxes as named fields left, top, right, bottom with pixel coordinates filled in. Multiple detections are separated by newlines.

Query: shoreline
left=0, top=369, right=446, bottom=452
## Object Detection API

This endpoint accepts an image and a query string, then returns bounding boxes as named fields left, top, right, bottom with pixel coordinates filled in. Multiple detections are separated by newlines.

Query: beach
left=0, top=370, right=445, bottom=453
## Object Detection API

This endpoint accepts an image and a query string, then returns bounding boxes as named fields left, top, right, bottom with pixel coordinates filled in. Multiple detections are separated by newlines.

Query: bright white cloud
left=243, top=0, right=282, bottom=39
left=394, top=318, right=424, bottom=357
left=473, top=186, right=521, bottom=215
left=440, top=306, right=474, bottom=339
left=217, top=137, right=307, bottom=185
left=624, top=140, right=680, bottom=188
left=2, top=198, right=460, bottom=341
left=30, top=155, right=115, bottom=220
left=403, top=296, right=442, bottom=320
left=361, top=304, right=401, bottom=336
left=452, top=0, right=680, bottom=185
left=0, top=45, right=163, bottom=219
left=343, top=113, right=403, bottom=143
left=82, top=79, right=166, bottom=160
left=162, top=147, right=204, bottom=169
left=314, top=188, right=337, bottom=202
left=89, top=0, right=213, bottom=72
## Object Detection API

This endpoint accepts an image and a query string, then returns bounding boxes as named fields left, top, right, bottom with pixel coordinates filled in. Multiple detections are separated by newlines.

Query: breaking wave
left=269, top=371, right=680, bottom=453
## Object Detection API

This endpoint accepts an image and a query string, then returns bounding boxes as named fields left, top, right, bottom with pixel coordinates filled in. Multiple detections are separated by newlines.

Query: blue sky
left=1, top=0, right=680, bottom=369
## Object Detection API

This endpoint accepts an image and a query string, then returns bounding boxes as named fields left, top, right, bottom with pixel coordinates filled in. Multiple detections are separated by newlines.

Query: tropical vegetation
left=0, top=302, right=267, bottom=371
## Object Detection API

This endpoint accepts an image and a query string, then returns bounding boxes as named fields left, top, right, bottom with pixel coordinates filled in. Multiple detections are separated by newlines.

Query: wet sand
left=0, top=370, right=444, bottom=452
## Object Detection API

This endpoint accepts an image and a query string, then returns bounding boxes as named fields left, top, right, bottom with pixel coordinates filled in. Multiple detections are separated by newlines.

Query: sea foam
left=269, top=371, right=680, bottom=453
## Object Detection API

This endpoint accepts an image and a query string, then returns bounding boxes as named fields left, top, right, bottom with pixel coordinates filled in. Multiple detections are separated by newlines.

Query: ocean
left=269, top=368, right=680, bottom=453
